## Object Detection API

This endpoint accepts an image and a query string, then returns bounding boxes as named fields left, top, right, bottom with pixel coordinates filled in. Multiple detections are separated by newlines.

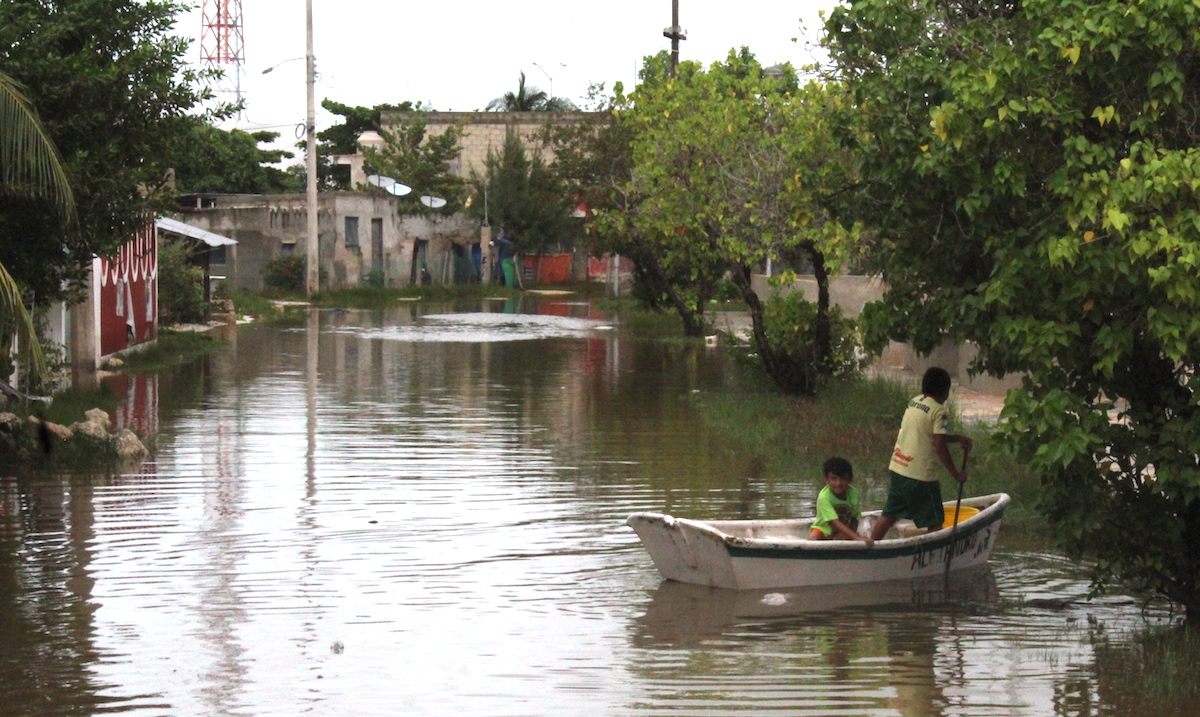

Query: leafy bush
left=762, top=292, right=863, bottom=392
left=263, top=256, right=306, bottom=292
left=714, top=278, right=741, bottom=303
left=157, top=239, right=207, bottom=325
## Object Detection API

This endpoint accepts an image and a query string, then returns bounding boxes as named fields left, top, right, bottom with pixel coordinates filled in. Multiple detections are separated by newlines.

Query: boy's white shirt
left=889, top=394, right=949, bottom=482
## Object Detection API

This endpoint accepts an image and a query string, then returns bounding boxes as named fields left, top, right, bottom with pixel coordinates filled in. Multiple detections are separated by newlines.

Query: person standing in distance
left=870, top=367, right=972, bottom=541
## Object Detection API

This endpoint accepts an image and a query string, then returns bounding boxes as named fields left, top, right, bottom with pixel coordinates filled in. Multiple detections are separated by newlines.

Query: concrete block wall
left=750, top=272, right=1022, bottom=394
left=372, top=111, right=604, bottom=183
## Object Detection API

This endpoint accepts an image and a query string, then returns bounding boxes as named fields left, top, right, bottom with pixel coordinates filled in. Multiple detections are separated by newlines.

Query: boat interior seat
left=892, top=520, right=925, bottom=539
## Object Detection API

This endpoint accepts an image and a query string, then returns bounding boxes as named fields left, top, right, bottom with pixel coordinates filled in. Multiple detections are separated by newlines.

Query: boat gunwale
left=627, top=493, right=1010, bottom=561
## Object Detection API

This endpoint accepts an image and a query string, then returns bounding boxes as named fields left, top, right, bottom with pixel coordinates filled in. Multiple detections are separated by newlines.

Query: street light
left=261, top=57, right=304, bottom=74
left=259, top=48, right=317, bottom=296
left=532, top=62, right=554, bottom=99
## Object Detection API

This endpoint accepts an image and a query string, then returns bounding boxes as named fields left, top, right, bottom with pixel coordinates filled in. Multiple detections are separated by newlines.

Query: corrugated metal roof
left=155, top=217, right=237, bottom=247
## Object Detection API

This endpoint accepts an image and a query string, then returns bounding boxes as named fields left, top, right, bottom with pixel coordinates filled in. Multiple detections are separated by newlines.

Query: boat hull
left=627, top=493, right=1009, bottom=590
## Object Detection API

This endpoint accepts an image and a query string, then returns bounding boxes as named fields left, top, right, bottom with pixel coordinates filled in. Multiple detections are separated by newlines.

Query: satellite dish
left=364, top=175, right=412, bottom=196
left=367, top=174, right=411, bottom=196
left=419, top=195, right=447, bottom=208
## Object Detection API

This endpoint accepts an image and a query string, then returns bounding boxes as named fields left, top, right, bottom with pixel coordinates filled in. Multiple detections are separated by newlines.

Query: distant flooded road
left=0, top=298, right=1185, bottom=716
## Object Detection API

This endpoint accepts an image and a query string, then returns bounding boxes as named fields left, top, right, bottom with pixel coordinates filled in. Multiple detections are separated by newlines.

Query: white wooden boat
left=627, top=493, right=1010, bottom=590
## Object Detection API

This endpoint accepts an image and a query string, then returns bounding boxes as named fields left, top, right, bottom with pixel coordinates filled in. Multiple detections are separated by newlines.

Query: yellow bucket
left=942, top=505, right=979, bottom=529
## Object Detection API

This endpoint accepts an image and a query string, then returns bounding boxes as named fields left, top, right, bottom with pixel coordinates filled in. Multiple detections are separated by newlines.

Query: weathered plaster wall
left=750, top=273, right=1022, bottom=394
left=171, top=193, right=484, bottom=290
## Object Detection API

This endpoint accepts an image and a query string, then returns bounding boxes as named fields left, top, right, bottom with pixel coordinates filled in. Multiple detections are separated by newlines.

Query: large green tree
left=362, top=115, right=467, bottom=214
left=549, top=79, right=732, bottom=330
left=604, top=50, right=862, bottom=391
left=318, top=100, right=419, bottom=189
left=166, top=120, right=300, bottom=194
left=825, top=0, right=1200, bottom=616
left=0, top=0, right=220, bottom=303
left=468, top=129, right=574, bottom=256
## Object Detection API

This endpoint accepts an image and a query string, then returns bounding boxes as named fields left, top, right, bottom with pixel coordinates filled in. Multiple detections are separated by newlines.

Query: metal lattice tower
left=200, top=0, right=245, bottom=104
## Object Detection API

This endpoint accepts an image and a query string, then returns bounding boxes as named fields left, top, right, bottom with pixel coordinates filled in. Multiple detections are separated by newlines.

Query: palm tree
left=486, top=72, right=577, bottom=112
left=0, top=69, right=76, bottom=384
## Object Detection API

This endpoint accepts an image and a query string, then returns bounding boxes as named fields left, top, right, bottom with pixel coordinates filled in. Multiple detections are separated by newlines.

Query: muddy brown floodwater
left=0, top=298, right=1188, bottom=716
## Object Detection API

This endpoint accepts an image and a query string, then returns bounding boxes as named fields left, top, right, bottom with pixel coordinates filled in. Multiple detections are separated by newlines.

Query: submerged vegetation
left=1096, top=625, right=1200, bottom=703
left=691, top=376, right=1040, bottom=534
left=8, top=382, right=120, bottom=428
left=114, top=330, right=226, bottom=373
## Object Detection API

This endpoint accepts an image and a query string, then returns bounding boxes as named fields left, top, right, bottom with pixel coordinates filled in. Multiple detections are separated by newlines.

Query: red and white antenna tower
left=200, top=0, right=246, bottom=106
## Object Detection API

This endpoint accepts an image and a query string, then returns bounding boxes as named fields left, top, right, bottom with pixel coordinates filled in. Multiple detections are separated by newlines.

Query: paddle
left=944, top=447, right=969, bottom=580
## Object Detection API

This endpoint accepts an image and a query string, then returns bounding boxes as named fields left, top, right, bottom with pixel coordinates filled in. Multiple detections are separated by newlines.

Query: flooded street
left=0, top=299, right=1186, bottom=716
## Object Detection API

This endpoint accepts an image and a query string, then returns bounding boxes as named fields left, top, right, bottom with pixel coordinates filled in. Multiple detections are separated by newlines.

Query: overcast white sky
left=176, top=0, right=836, bottom=159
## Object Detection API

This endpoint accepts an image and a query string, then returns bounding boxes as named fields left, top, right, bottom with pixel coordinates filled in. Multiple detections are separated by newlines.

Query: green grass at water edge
left=4, top=382, right=152, bottom=467
left=10, top=382, right=122, bottom=427
left=691, top=377, right=908, bottom=484
left=1095, top=625, right=1200, bottom=701
left=116, top=331, right=226, bottom=373
left=593, top=298, right=696, bottom=340
left=692, top=376, right=1043, bottom=534
left=226, top=290, right=280, bottom=320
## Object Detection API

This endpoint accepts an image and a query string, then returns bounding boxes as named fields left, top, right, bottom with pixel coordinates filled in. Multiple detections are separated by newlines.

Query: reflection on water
left=0, top=298, right=1188, bottom=716
left=335, top=311, right=616, bottom=343
left=634, top=568, right=999, bottom=648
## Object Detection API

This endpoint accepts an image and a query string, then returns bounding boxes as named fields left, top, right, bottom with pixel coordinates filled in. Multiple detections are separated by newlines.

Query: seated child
left=808, top=457, right=874, bottom=547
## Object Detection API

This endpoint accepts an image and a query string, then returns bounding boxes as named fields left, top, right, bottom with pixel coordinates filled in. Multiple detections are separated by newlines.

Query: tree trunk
left=729, top=262, right=810, bottom=395
left=69, top=279, right=97, bottom=389
left=1181, top=496, right=1200, bottom=623
left=637, top=247, right=706, bottom=337
left=661, top=277, right=705, bottom=338
left=808, top=245, right=832, bottom=373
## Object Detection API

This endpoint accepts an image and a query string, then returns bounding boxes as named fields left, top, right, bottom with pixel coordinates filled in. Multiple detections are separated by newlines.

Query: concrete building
left=362, top=110, right=604, bottom=185
left=169, top=112, right=609, bottom=292
left=171, top=191, right=480, bottom=291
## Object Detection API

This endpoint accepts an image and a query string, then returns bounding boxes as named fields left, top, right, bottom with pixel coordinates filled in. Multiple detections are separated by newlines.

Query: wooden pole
left=944, top=449, right=969, bottom=580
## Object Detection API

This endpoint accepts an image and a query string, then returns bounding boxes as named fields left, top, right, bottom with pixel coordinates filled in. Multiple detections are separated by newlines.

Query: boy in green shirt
left=809, top=457, right=874, bottom=547
left=870, top=366, right=972, bottom=541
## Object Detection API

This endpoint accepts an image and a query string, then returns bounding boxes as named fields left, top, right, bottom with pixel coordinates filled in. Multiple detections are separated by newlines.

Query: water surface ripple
left=0, top=302, right=1182, bottom=716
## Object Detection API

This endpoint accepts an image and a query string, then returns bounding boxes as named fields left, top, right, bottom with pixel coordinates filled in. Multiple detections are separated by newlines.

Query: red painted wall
left=587, top=254, right=634, bottom=282
left=521, top=253, right=573, bottom=284
left=98, top=221, right=157, bottom=357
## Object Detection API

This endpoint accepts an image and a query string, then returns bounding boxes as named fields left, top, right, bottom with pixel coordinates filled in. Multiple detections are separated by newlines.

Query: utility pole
left=663, top=0, right=687, bottom=75
left=305, top=0, right=319, bottom=298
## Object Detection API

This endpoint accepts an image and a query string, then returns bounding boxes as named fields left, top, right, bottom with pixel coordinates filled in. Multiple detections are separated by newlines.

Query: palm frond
left=488, top=72, right=560, bottom=111
left=0, top=69, right=76, bottom=225
left=0, top=261, right=47, bottom=383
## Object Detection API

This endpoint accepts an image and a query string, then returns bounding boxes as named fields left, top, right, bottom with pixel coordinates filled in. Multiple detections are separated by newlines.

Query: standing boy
left=809, top=457, right=874, bottom=547
left=870, top=367, right=972, bottom=541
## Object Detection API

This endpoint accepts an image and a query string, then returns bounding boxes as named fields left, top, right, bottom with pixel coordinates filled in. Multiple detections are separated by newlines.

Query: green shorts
left=882, top=470, right=944, bottom=529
